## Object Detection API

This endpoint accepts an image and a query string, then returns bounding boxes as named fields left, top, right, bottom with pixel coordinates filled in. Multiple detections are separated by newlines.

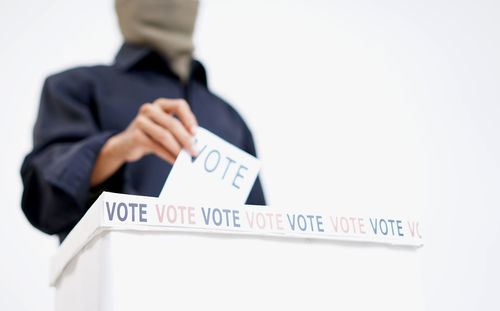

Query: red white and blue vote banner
left=101, top=192, right=423, bottom=246
left=50, top=191, right=423, bottom=285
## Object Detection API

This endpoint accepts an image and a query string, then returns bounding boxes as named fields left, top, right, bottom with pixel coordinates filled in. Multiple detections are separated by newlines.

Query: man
left=21, top=0, right=265, bottom=242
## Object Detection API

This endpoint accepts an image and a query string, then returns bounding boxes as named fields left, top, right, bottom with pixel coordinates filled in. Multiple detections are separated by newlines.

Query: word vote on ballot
left=159, top=127, right=261, bottom=206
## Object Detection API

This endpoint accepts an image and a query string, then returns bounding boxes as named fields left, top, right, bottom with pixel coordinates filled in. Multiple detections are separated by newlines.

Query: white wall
left=1, top=0, right=499, bottom=310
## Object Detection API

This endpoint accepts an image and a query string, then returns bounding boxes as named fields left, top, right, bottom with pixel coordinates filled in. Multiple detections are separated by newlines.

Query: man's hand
left=91, top=98, right=198, bottom=187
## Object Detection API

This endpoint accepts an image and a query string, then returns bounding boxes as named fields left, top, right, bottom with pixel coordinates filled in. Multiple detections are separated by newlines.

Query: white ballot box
left=50, top=192, right=424, bottom=311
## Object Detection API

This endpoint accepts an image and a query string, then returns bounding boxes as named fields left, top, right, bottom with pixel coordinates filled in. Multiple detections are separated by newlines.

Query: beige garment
left=115, top=0, right=199, bottom=83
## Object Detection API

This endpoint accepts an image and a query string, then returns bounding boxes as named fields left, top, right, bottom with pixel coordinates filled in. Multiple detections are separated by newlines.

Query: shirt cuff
left=43, top=131, right=115, bottom=212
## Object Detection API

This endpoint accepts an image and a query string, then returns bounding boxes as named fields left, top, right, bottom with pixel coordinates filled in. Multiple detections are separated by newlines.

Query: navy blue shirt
left=21, top=43, right=265, bottom=241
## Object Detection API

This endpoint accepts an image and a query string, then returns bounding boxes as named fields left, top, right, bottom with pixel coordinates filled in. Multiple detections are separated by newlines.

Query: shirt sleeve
left=20, top=70, right=116, bottom=236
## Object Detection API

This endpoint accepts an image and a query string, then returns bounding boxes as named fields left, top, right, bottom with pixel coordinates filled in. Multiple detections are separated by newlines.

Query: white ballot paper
left=159, top=127, right=261, bottom=206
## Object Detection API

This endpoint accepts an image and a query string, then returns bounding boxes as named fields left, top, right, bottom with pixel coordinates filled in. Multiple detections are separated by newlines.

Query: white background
left=1, top=0, right=499, bottom=310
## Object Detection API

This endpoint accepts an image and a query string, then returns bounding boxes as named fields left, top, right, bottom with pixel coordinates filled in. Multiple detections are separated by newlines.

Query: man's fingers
left=153, top=98, right=198, bottom=135
left=144, top=137, right=176, bottom=164
left=129, top=130, right=176, bottom=164
left=135, top=115, right=182, bottom=157
left=143, top=104, right=198, bottom=156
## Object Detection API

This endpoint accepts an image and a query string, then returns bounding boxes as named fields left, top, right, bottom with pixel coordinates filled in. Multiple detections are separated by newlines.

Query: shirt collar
left=114, top=43, right=152, bottom=70
left=113, top=43, right=208, bottom=87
